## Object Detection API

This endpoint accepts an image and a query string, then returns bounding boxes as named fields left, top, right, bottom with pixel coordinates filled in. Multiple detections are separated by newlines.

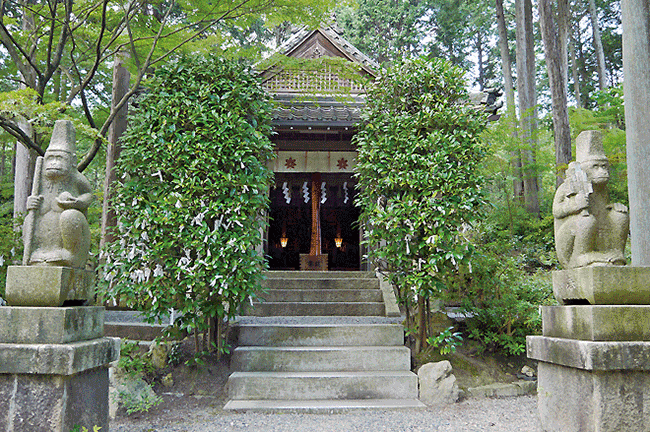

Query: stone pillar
left=622, top=0, right=650, bottom=266
left=527, top=266, right=650, bottom=431
left=0, top=306, right=119, bottom=431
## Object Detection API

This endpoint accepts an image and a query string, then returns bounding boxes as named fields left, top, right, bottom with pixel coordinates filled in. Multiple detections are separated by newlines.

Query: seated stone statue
left=553, top=130, right=629, bottom=269
left=25, top=120, right=93, bottom=268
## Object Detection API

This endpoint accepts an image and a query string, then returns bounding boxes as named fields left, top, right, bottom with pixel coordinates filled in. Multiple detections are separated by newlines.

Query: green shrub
left=354, top=57, right=488, bottom=352
left=101, top=54, right=275, bottom=355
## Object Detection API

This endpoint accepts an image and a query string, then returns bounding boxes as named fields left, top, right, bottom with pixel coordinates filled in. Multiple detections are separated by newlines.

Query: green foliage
left=427, top=326, right=463, bottom=355
left=455, top=244, right=556, bottom=356
left=117, top=387, right=162, bottom=415
left=117, top=340, right=155, bottom=378
left=0, top=161, right=20, bottom=299
left=69, top=426, right=102, bottom=432
left=336, top=0, right=428, bottom=63
left=569, top=84, right=627, bottom=205
left=355, top=57, right=488, bottom=346
left=101, top=54, right=274, bottom=350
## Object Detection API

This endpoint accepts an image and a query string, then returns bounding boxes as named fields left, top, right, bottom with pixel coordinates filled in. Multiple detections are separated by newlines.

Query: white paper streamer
left=321, top=182, right=327, bottom=204
left=282, top=181, right=291, bottom=204
left=302, top=182, right=310, bottom=203
left=343, top=182, right=349, bottom=204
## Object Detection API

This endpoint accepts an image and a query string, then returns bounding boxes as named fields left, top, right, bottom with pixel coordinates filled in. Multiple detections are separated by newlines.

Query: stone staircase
left=224, top=271, right=424, bottom=411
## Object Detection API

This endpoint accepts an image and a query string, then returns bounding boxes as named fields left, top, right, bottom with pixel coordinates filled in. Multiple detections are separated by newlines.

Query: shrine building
left=258, top=26, right=501, bottom=272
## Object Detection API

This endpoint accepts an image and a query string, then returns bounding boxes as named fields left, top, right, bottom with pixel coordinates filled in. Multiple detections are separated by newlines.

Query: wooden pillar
left=100, top=52, right=130, bottom=248
left=300, top=173, right=327, bottom=270
left=309, top=173, right=322, bottom=256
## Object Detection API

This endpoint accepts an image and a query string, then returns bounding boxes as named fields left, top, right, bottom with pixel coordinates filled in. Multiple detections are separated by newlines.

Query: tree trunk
left=495, top=0, right=524, bottom=200
left=477, top=32, right=485, bottom=91
left=539, top=0, right=572, bottom=186
left=100, top=53, right=131, bottom=249
left=569, top=30, right=583, bottom=108
left=588, top=0, right=608, bottom=90
left=416, top=295, right=426, bottom=354
left=0, top=140, right=5, bottom=179
left=515, top=0, right=540, bottom=215
left=13, top=1, right=38, bottom=223
left=622, top=0, right=650, bottom=265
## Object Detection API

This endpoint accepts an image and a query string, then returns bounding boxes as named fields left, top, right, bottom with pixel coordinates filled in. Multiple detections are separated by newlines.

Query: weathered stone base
left=553, top=266, right=650, bottom=305
left=299, top=254, right=328, bottom=271
left=0, top=367, right=110, bottom=432
left=528, top=336, right=650, bottom=432
left=0, top=305, right=119, bottom=431
left=6, top=266, right=94, bottom=306
left=0, top=306, right=104, bottom=344
left=537, top=362, right=650, bottom=432
left=541, top=305, right=650, bottom=341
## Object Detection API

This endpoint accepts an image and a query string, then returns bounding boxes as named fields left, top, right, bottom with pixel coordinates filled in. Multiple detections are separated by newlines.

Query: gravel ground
left=110, top=395, right=542, bottom=432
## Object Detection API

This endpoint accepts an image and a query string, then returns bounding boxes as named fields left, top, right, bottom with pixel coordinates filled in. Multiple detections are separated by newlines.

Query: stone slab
left=231, top=346, right=411, bottom=372
left=237, top=323, right=404, bottom=347
left=0, top=366, right=110, bottom=432
left=527, top=335, right=650, bottom=371
left=552, top=266, right=650, bottom=305
left=227, top=371, right=418, bottom=400
left=541, top=305, right=650, bottom=341
left=0, top=337, right=120, bottom=375
left=467, top=381, right=536, bottom=398
left=223, top=398, right=426, bottom=412
left=537, top=361, right=650, bottom=432
left=6, top=266, right=95, bottom=307
left=0, top=306, right=104, bottom=344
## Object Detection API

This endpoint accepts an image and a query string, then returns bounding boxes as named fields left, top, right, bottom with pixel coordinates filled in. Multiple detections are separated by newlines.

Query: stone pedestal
left=0, top=306, right=120, bottom=432
left=6, top=266, right=94, bottom=307
left=527, top=267, right=650, bottom=432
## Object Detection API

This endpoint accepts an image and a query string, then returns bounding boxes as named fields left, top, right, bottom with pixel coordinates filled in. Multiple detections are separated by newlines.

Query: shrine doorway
left=267, top=173, right=360, bottom=271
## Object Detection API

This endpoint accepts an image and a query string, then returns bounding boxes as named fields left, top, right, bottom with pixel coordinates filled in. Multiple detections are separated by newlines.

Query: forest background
left=0, top=0, right=627, bottom=357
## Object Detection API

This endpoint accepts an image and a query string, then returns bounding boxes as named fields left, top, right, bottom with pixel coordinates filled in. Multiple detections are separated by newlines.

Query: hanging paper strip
left=282, top=181, right=291, bottom=204
left=320, top=182, right=327, bottom=204
left=343, top=182, right=349, bottom=204
left=302, top=182, right=310, bottom=203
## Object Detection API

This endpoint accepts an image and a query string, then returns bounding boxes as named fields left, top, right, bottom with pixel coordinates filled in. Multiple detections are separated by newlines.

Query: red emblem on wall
left=337, top=158, right=348, bottom=170
left=285, top=157, right=297, bottom=169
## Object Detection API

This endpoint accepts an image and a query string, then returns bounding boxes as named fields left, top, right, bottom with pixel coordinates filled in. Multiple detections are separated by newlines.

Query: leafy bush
left=101, top=54, right=275, bottom=354
left=117, top=340, right=154, bottom=377
left=453, top=243, right=556, bottom=356
left=354, top=57, right=488, bottom=351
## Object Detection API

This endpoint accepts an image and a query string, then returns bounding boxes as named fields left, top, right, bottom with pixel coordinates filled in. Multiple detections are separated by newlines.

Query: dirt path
left=110, top=394, right=542, bottom=432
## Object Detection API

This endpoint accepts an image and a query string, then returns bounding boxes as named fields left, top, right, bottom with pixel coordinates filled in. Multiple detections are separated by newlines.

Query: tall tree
left=515, top=0, right=540, bottom=215
left=539, top=0, right=571, bottom=186
left=1, top=0, right=335, bottom=217
left=336, top=0, right=427, bottom=63
left=588, top=0, right=608, bottom=90
left=495, top=0, right=523, bottom=198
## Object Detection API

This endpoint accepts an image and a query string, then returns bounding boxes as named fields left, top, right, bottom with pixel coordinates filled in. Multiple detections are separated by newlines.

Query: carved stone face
left=43, top=150, right=72, bottom=180
left=582, top=159, right=610, bottom=185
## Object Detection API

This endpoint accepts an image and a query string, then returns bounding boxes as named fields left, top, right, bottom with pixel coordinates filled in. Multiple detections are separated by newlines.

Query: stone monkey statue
left=24, top=120, right=93, bottom=268
left=553, top=130, right=629, bottom=269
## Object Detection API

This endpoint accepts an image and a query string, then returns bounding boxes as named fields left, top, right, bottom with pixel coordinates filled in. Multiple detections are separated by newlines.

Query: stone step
left=227, top=371, right=419, bottom=400
left=103, top=322, right=165, bottom=341
left=231, top=346, right=411, bottom=372
left=223, top=398, right=426, bottom=412
left=265, top=271, right=375, bottom=279
left=258, top=289, right=382, bottom=303
left=237, top=323, right=404, bottom=347
left=261, top=278, right=379, bottom=290
left=243, top=302, right=386, bottom=317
